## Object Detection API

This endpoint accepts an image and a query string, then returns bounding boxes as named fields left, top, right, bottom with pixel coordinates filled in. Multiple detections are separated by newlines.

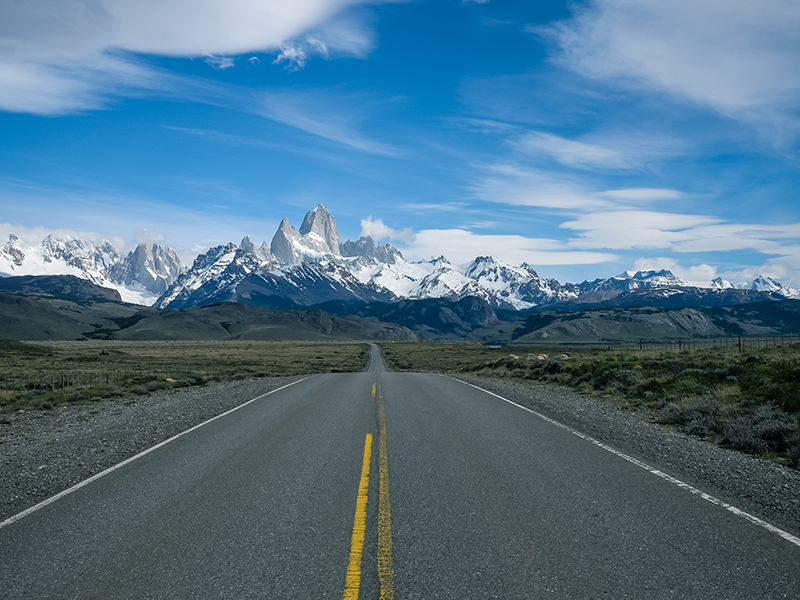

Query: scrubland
left=0, top=339, right=368, bottom=413
left=380, top=341, right=800, bottom=467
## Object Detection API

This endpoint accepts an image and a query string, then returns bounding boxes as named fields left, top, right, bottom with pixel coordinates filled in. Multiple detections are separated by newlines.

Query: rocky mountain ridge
left=3, top=204, right=799, bottom=310
left=0, top=234, right=183, bottom=305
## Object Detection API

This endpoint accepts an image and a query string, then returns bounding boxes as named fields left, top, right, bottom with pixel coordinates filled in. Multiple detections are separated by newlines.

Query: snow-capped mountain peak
left=1, top=234, right=25, bottom=267
left=270, top=205, right=344, bottom=264
left=580, top=269, right=688, bottom=293
left=6, top=207, right=800, bottom=311
left=298, top=204, right=341, bottom=255
left=741, top=275, right=800, bottom=299
left=711, top=276, right=733, bottom=289
left=341, top=236, right=403, bottom=264
left=0, top=233, right=184, bottom=305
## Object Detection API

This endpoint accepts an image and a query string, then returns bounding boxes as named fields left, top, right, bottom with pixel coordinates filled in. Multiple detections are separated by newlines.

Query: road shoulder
left=0, top=376, right=305, bottom=521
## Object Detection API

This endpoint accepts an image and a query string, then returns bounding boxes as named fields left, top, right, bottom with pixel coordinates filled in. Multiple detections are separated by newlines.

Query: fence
left=593, top=334, right=800, bottom=353
left=0, top=366, right=221, bottom=394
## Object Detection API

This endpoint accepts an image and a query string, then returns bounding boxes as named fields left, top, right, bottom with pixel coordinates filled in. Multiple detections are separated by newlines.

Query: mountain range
left=3, top=204, right=799, bottom=311
left=2, top=273, right=799, bottom=344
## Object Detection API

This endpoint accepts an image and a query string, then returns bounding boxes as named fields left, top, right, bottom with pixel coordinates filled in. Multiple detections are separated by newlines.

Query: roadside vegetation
left=0, top=339, right=368, bottom=413
left=380, top=341, right=800, bottom=468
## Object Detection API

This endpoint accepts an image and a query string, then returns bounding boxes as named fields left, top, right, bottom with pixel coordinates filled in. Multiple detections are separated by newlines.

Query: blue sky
left=1, top=0, right=800, bottom=286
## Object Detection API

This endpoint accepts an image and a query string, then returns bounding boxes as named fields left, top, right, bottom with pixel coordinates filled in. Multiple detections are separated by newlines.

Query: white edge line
left=449, top=376, right=800, bottom=549
left=0, top=377, right=309, bottom=530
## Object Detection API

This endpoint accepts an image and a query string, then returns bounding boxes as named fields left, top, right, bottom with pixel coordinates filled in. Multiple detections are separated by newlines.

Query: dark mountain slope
left=0, top=274, right=122, bottom=302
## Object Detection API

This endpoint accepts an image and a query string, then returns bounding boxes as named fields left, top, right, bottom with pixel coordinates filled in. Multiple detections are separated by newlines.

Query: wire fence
left=0, top=366, right=222, bottom=394
left=585, top=334, right=800, bottom=353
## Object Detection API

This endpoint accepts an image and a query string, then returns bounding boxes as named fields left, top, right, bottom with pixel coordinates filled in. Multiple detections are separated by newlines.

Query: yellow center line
left=343, top=434, right=373, bottom=600
left=378, top=400, right=395, bottom=600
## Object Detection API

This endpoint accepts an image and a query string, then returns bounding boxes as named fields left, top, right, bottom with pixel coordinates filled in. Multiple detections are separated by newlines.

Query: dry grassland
left=0, top=339, right=368, bottom=412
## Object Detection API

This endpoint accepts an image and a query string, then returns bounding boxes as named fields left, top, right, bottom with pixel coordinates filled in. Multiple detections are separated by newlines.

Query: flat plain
left=0, top=339, right=369, bottom=411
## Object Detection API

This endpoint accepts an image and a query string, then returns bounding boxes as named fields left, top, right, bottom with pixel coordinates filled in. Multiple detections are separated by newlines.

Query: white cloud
left=0, top=223, right=126, bottom=251
left=360, top=216, right=415, bottom=243
left=203, top=54, right=235, bottom=70
left=563, top=210, right=800, bottom=265
left=720, top=246, right=800, bottom=288
left=0, top=53, right=162, bottom=114
left=512, top=128, right=686, bottom=171
left=401, top=228, right=617, bottom=266
left=600, top=188, right=685, bottom=202
left=273, top=45, right=311, bottom=71
left=135, top=229, right=166, bottom=245
left=272, top=32, right=340, bottom=71
left=514, top=132, right=629, bottom=169
left=671, top=223, right=800, bottom=253
left=543, top=0, right=800, bottom=128
left=401, top=202, right=468, bottom=213
left=562, top=210, right=723, bottom=249
left=0, top=0, right=396, bottom=114
left=631, top=256, right=719, bottom=287
left=471, top=164, right=613, bottom=210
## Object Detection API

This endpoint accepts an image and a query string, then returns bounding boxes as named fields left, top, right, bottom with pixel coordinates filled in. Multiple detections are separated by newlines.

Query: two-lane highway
left=1, top=345, right=798, bottom=598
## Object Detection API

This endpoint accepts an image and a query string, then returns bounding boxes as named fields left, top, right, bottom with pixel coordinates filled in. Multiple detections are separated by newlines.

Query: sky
left=1, top=0, right=800, bottom=287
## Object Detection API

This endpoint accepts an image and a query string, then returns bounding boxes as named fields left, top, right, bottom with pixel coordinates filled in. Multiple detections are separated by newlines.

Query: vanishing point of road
left=1, top=345, right=798, bottom=598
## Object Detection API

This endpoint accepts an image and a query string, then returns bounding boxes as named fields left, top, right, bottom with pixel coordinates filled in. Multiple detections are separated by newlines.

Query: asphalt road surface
left=1, top=345, right=798, bottom=599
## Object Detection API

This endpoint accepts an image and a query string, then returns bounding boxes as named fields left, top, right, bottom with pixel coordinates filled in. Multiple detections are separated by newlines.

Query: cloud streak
left=402, top=228, right=617, bottom=266
left=542, top=0, right=800, bottom=129
left=471, top=165, right=613, bottom=211
left=562, top=209, right=800, bottom=256
left=256, top=88, right=399, bottom=155
left=513, top=130, right=684, bottom=171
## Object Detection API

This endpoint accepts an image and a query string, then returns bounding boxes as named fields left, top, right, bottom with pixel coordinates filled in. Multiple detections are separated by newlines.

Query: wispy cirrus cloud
left=513, top=130, right=684, bottom=170
left=402, top=228, right=616, bottom=266
left=562, top=210, right=724, bottom=250
left=471, top=164, right=613, bottom=211
left=257, top=88, right=399, bottom=155
left=599, top=188, right=685, bottom=202
left=203, top=54, right=235, bottom=70
left=361, top=213, right=618, bottom=266
left=514, top=132, right=627, bottom=169
left=562, top=209, right=800, bottom=256
left=540, top=0, right=800, bottom=133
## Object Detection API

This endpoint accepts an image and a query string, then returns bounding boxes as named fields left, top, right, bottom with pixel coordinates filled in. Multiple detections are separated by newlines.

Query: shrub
left=146, top=380, right=171, bottom=392
left=788, top=444, right=800, bottom=467
left=722, top=418, right=769, bottom=455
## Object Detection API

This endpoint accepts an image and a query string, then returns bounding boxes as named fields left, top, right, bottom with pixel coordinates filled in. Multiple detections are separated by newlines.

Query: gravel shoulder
left=453, top=374, right=800, bottom=538
left=0, top=376, right=305, bottom=522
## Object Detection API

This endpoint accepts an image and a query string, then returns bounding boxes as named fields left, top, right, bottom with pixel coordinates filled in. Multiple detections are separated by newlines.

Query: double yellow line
left=342, top=382, right=394, bottom=600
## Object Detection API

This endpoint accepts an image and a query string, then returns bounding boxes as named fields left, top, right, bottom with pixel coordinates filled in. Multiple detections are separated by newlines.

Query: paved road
left=1, top=345, right=798, bottom=598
